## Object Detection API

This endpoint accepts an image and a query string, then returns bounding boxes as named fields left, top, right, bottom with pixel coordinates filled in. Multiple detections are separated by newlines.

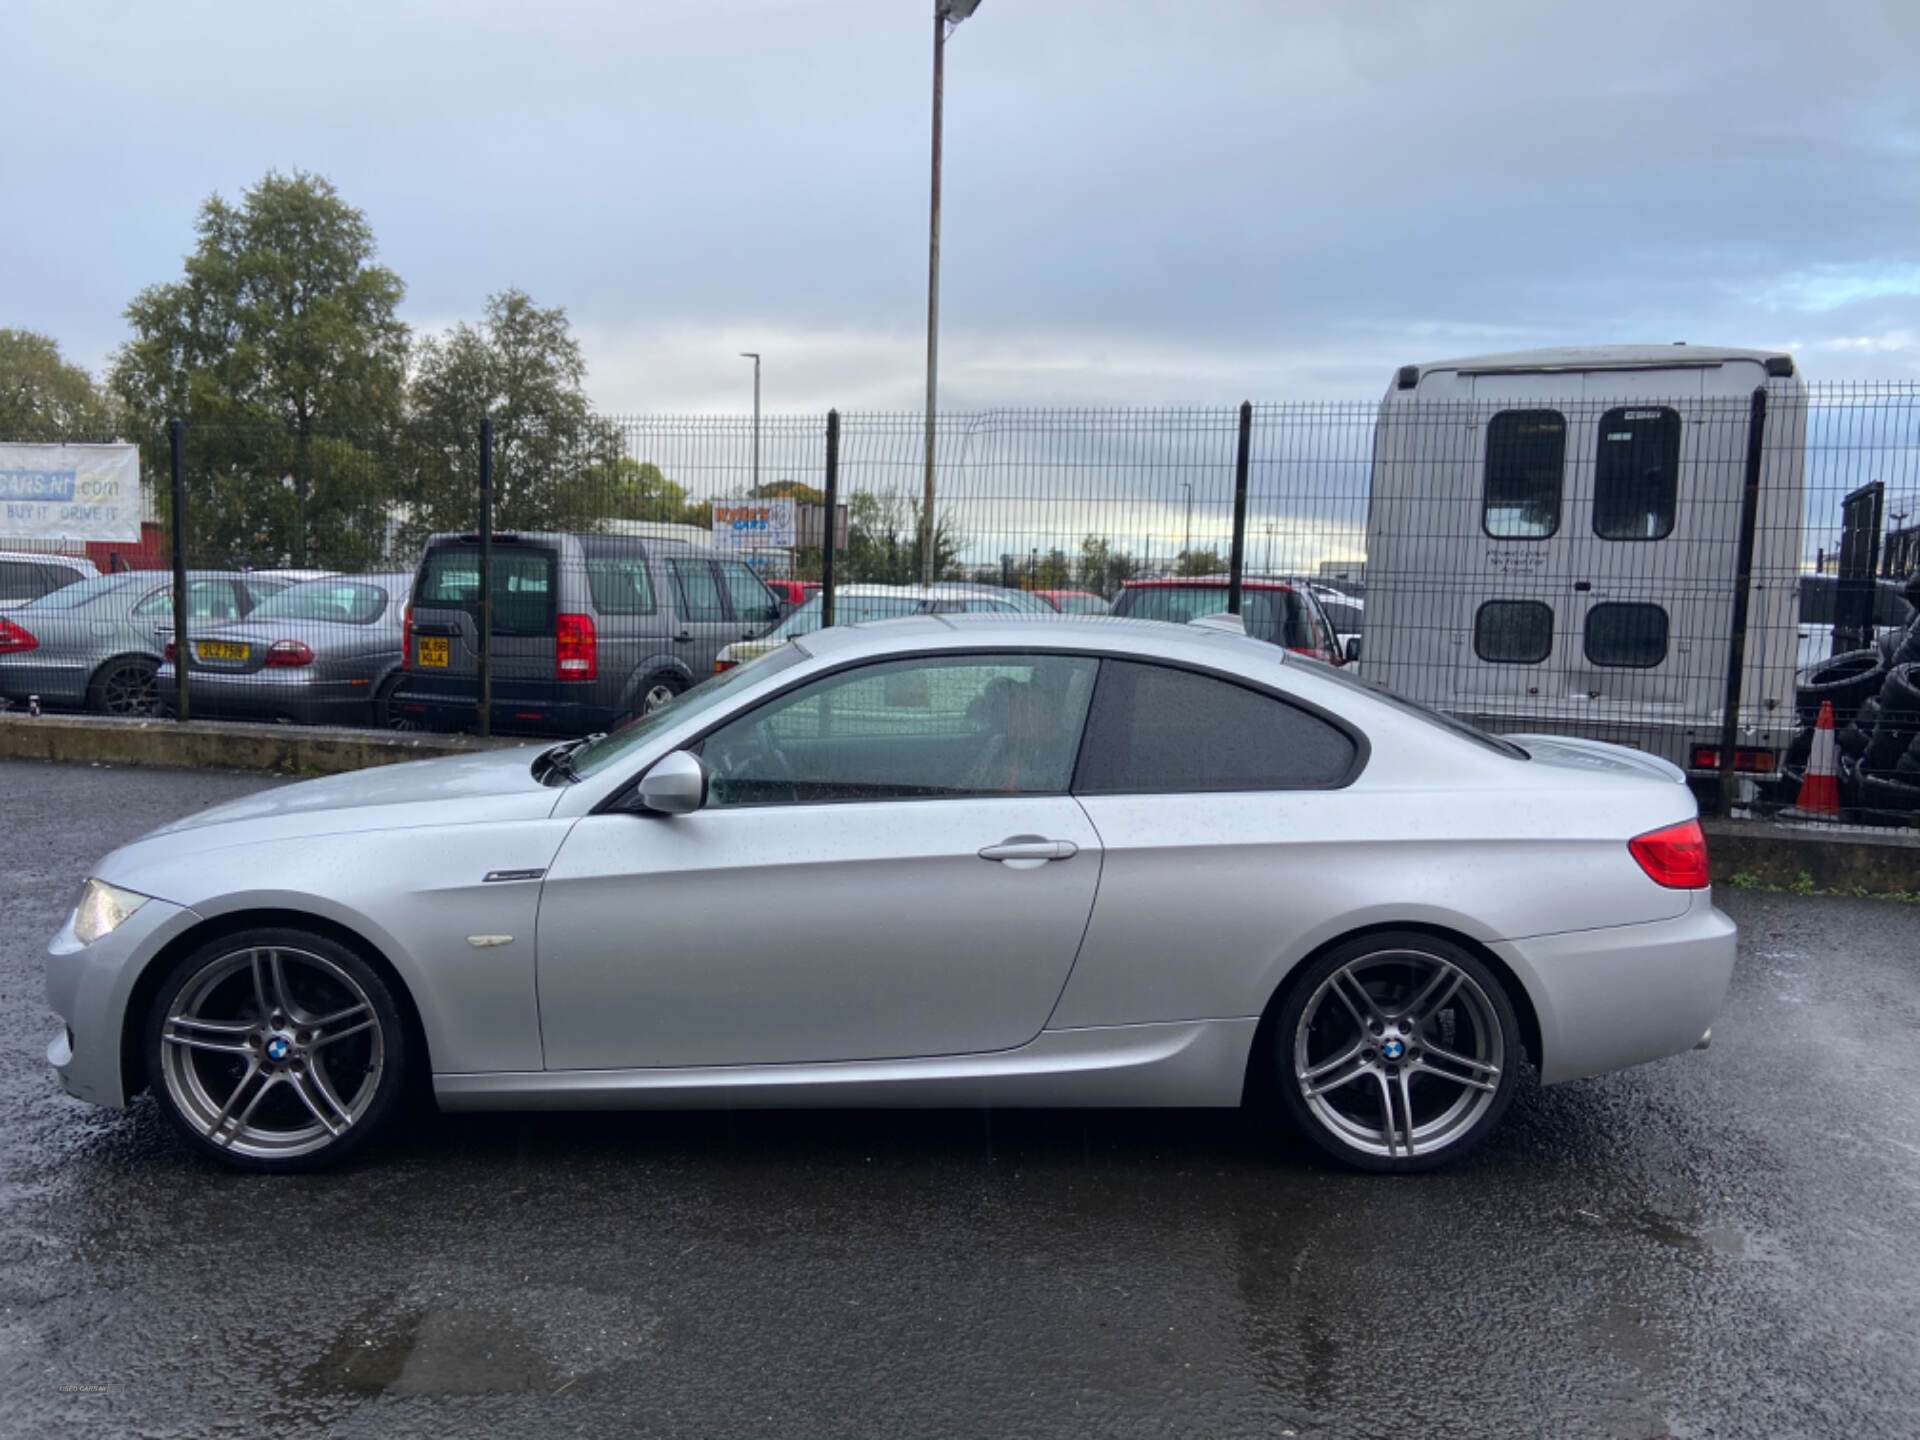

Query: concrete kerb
left=0, top=712, right=523, bottom=777
left=3, top=713, right=1914, bottom=896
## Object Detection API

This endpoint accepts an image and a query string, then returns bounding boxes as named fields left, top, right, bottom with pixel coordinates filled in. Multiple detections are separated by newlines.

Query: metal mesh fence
left=2, top=381, right=1918, bottom=829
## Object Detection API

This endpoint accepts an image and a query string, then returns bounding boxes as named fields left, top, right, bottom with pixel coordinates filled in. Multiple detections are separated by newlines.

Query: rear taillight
left=163, top=640, right=176, bottom=662
left=715, top=659, right=736, bottom=673
left=556, top=613, right=597, bottom=680
left=1689, top=746, right=1776, bottom=774
left=265, top=640, right=314, bottom=668
left=1629, top=819, right=1711, bottom=889
left=0, top=619, right=38, bottom=655
left=401, top=605, right=412, bottom=671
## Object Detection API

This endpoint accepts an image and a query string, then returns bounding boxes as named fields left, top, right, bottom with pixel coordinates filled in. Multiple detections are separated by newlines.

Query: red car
left=761, top=579, right=821, bottom=612
left=1110, top=577, right=1348, bottom=664
left=1032, top=589, right=1111, bottom=615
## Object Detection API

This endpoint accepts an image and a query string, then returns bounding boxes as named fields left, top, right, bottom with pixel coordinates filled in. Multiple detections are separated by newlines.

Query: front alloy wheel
left=1276, top=933, right=1521, bottom=1172
left=146, top=929, right=407, bottom=1171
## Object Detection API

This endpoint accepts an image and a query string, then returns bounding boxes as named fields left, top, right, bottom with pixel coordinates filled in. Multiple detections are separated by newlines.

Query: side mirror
left=1344, top=637, right=1363, bottom=664
left=634, top=750, right=708, bottom=815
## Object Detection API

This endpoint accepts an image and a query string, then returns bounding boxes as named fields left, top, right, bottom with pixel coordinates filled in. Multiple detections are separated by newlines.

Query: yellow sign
left=418, top=637, right=449, bottom=668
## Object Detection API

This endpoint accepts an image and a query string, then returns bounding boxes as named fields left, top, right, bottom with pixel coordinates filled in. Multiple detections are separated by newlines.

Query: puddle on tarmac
left=300, top=1305, right=552, bottom=1396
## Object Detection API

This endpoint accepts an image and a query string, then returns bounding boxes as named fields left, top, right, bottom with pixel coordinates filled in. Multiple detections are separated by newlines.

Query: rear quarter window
left=418, top=545, right=557, bottom=636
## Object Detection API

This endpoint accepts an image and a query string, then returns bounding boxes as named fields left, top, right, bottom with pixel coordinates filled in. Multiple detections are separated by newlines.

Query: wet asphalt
left=0, top=757, right=1916, bottom=1439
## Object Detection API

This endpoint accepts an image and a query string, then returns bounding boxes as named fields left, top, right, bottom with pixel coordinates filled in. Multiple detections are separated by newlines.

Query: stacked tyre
left=1777, top=616, right=1920, bottom=825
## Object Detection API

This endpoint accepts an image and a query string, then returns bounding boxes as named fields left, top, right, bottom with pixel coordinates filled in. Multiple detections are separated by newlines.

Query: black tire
left=1273, top=931, right=1523, bottom=1174
left=1893, top=625, right=1920, bottom=670
left=144, top=925, right=409, bottom=1173
left=633, top=670, right=688, bottom=718
left=372, top=673, right=420, bottom=732
left=1849, top=767, right=1920, bottom=827
left=86, top=655, right=160, bottom=717
left=1864, top=717, right=1920, bottom=775
left=1897, top=730, right=1920, bottom=777
left=1836, top=722, right=1870, bottom=760
left=1881, top=662, right=1920, bottom=715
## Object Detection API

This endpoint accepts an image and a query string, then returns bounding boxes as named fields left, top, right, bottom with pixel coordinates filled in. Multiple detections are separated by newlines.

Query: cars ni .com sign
left=711, top=499, right=796, bottom=549
left=0, top=444, right=141, bottom=542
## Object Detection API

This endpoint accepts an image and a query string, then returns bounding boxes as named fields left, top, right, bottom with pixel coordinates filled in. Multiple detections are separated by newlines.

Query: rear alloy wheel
left=88, top=657, right=159, bottom=716
left=1277, top=933, right=1521, bottom=1173
left=639, top=672, right=686, bottom=715
left=374, top=673, right=420, bottom=732
left=146, top=928, right=407, bottom=1172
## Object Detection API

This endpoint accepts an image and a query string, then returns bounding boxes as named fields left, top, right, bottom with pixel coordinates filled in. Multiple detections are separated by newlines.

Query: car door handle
left=978, top=837, right=1078, bottom=863
left=673, top=630, right=694, bottom=643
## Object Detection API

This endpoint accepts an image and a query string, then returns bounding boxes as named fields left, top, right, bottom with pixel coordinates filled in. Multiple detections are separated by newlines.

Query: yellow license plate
left=196, top=640, right=249, bottom=662
left=418, top=637, right=449, bottom=667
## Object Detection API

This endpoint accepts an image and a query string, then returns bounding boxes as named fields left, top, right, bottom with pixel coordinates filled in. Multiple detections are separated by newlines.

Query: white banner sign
left=711, top=497, right=796, bottom=549
left=0, top=444, right=141, bottom=542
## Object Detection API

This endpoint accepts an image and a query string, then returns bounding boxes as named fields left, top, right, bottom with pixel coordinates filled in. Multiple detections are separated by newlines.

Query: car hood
left=144, top=744, right=560, bottom=841
left=1507, top=734, right=1687, bottom=785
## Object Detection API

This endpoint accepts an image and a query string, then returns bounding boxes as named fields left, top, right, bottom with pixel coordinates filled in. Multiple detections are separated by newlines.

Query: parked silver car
left=0, top=571, right=291, bottom=715
left=47, top=614, right=1733, bottom=1174
left=0, top=551, right=99, bottom=610
left=154, top=574, right=415, bottom=728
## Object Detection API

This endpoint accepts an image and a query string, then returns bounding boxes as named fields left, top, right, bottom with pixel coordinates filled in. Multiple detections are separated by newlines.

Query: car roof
left=1403, top=345, right=1793, bottom=377
left=1121, top=577, right=1299, bottom=592
left=798, top=609, right=1288, bottom=666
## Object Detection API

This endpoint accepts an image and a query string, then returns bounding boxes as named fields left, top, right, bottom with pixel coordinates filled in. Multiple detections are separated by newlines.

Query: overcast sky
left=8, top=0, right=1919, bottom=414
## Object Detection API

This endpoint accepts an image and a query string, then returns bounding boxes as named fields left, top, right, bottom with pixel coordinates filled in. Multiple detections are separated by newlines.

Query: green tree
left=1030, top=547, right=1072, bottom=591
left=111, top=171, right=408, bottom=568
left=402, top=289, right=609, bottom=546
left=1075, top=535, right=1139, bottom=597
left=0, top=330, right=117, bottom=438
left=842, top=489, right=965, bottom=584
left=1175, top=546, right=1225, bottom=576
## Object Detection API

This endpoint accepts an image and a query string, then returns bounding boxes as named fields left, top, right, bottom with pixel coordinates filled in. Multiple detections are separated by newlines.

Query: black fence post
left=1227, top=400, right=1252, bottom=613
left=167, top=419, right=189, bottom=723
left=477, top=415, right=493, bottom=739
left=821, top=409, right=840, bottom=628
left=1718, top=386, right=1769, bottom=814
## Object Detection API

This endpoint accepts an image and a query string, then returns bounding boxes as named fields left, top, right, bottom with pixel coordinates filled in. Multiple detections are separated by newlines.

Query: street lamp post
left=921, top=0, right=982, bottom=585
left=740, top=352, right=761, bottom=495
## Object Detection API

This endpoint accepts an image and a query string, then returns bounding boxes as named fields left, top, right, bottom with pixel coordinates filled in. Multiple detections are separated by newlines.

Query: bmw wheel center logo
left=1381, top=1038, right=1406, bottom=1061
left=266, top=1037, right=291, bottom=1062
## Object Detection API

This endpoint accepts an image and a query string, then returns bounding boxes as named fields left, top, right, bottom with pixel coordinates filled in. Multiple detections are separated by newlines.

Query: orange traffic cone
left=1790, top=700, right=1842, bottom=818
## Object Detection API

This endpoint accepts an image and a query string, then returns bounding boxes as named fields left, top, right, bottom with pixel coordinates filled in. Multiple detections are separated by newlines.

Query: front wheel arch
left=119, top=908, right=434, bottom=1110
left=1241, top=920, right=1543, bottom=1108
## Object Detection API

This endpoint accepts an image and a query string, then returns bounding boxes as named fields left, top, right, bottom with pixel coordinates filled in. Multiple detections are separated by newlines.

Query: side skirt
left=434, top=1018, right=1260, bottom=1112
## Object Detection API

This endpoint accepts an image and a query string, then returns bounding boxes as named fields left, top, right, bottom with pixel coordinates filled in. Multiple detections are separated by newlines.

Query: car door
left=535, top=650, right=1105, bottom=1069
left=716, top=560, right=782, bottom=641
left=664, top=556, right=739, bottom=678
left=1048, top=658, right=1365, bottom=1029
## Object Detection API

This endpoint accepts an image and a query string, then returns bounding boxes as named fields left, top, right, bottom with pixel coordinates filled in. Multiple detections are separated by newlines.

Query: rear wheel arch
left=86, top=652, right=161, bottom=709
left=1241, top=920, right=1543, bottom=1107
left=119, top=907, right=433, bottom=1107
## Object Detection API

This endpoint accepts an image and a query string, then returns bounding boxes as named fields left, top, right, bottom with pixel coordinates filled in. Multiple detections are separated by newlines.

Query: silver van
left=394, top=531, right=782, bottom=734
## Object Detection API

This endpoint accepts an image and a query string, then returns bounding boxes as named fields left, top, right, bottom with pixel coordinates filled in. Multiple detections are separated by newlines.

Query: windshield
left=19, top=574, right=135, bottom=610
left=1113, top=586, right=1315, bottom=648
left=570, top=643, right=811, bottom=778
left=1290, top=653, right=1529, bottom=759
left=248, top=579, right=392, bottom=624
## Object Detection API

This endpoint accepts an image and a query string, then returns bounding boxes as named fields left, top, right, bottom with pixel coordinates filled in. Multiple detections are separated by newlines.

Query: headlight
left=70, top=879, right=148, bottom=946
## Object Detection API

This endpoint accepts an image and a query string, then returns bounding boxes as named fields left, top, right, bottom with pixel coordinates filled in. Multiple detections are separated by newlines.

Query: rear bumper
left=154, top=666, right=374, bottom=724
left=391, top=675, right=611, bottom=736
left=1496, top=894, right=1737, bottom=1086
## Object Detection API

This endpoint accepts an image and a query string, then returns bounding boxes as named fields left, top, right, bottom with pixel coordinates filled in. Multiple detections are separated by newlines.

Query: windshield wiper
left=536, top=733, right=605, bottom=785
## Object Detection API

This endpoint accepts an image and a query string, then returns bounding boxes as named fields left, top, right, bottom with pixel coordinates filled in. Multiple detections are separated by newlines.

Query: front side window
left=669, top=559, right=727, bottom=622
left=1072, top=660, right=1357, bottom=794
left=1473, top=600, right=1554, bottom=664
left=1594, top=407, right=1679, bottom=540
left=701, top=653, right=1099, bottom=807
left=719, top=561, right=781, bottom=627
left=1584, top=603, right=1669, bottom=668
left=1483, top=409, right=1565, bottom=539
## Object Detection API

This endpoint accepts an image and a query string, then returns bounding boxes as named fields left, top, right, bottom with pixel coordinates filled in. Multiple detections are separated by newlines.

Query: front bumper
left=45, top=893, right=201, bottom=1109
left=1496, top=894, right=1737, bottom=1086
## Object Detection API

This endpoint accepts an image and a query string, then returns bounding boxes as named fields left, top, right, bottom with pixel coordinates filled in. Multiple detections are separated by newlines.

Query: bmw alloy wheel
left=151, top=939, right=399, bottom=1167
left=1280, top=937, right=1519, bottom=1171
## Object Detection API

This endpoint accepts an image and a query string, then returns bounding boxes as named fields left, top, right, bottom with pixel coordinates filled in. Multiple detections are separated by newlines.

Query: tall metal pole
left=1718, top=386, right=1768, bottom=815
left=167, top=419, right=189, bottom=723
left=1227, top=401, right=1251, bottom=613
left=920, top=6, right=946, bottom=586
left=477, top=416, right=494, bottom=739
left=741, top=352, right=761, bottom=495
left=1181, top=482, right=1194, bottom=570
left=821, top=410, right=840, bottom=627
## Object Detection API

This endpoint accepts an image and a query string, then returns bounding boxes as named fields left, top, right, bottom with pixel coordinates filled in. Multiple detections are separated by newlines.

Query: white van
left=1360, top=346, right=1807, bottom=792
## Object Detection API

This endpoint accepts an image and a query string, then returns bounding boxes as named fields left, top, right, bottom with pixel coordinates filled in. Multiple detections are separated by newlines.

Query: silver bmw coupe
left=45, top=614, right=1734, bottom=1174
